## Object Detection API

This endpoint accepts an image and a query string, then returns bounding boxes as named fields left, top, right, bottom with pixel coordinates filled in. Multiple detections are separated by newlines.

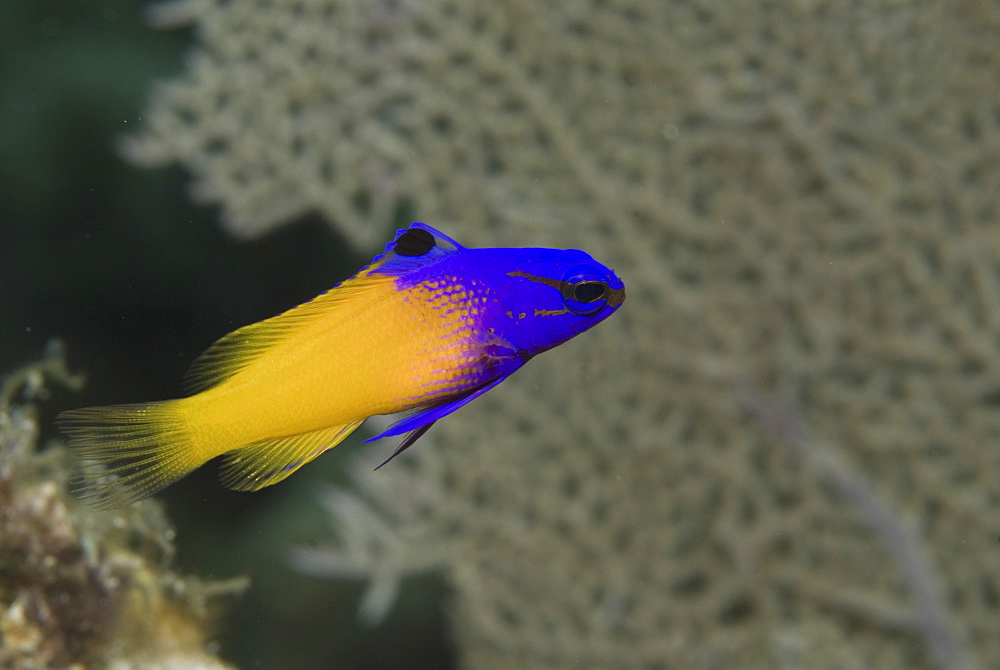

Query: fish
left=58, top=223, right=626, bottom=509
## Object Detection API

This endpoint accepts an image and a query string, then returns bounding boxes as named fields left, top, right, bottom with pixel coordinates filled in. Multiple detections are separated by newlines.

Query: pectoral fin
left=373, top=422, right=437, bottom=471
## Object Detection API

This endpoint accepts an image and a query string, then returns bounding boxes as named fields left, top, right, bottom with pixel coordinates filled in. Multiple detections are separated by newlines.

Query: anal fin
left=220, top=420, right=364, bottom=491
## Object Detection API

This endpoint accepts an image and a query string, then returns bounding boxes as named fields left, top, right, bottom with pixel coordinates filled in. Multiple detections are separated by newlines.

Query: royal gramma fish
left=59, top=223, right=626, bottom=508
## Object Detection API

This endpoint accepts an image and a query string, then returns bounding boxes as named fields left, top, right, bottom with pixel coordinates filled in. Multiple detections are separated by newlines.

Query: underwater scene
left=2, top=1, right=999, bottom=668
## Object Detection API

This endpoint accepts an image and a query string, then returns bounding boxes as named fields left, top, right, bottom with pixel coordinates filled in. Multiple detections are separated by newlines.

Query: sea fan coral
left=129, top=0, right=1000, bottom=667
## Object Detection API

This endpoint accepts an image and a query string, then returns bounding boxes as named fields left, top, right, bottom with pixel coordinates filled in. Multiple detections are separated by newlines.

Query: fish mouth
left=606, top=286, right=626, bottom=308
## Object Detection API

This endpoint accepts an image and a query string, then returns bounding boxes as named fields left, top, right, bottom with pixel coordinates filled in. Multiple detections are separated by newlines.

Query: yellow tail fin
left=58, top=401, right=201, bottom=509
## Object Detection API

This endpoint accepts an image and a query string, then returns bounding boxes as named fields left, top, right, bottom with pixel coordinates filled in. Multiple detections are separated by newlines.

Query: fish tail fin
left=58, top=401, right=201, bottom=509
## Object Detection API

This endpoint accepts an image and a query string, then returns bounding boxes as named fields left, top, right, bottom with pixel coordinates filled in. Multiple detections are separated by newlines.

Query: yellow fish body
left=60, top=224, right=625, bottom=508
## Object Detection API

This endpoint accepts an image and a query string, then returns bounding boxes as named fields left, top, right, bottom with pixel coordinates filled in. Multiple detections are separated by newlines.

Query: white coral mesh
left=132, top=0, right=1000, bottom=667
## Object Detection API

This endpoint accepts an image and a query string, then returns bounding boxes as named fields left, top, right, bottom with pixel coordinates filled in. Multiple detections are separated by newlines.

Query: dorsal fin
left=364, top=222, right=464, bottom=278
left=183, top=270, right=393, bottom=393
left=183, top=222, right=465, bottom=394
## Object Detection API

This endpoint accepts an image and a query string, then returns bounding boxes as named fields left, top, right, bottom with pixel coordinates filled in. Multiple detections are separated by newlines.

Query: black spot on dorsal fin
left=395, top=227, right=436, bottom=256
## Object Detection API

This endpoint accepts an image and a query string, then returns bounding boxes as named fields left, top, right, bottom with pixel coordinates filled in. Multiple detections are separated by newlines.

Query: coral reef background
left=3, top=1, right=1000, bottom=668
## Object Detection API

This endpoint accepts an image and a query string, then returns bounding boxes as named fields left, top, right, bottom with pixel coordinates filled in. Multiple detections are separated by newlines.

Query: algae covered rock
left=0, top=341, right=246, bottom=670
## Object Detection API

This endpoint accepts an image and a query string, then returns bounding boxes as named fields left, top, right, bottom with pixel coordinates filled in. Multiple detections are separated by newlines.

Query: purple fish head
left=468, top=246, right=626, bottom=357
left=372, top=223, right=625, bottom=359
left=359, top=224, right=627, bottom=464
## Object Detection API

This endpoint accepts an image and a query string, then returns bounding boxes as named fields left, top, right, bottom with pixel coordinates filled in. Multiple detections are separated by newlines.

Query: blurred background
left=3, top=1, right=999, bottom=669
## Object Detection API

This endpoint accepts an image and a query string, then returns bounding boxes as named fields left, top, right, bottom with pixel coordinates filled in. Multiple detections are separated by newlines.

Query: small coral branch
left=0, top=340, right=84, bottom=479
left=289, top=419, right=453, bottom=625
left=737, top=388, right=976, bottom=670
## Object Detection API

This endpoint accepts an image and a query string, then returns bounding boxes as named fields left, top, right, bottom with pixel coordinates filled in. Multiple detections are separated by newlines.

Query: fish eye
left=560, top=267, right=611, bottom=316
left=573, top=281, right=607, bottom=304
left=395, top=228, right=436, bottom=256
